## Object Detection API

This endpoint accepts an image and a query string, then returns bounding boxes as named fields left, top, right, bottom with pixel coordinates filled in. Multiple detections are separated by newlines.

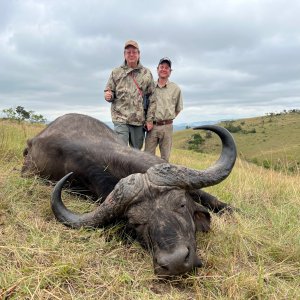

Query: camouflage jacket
left=105, top=62, right=156, bottom=126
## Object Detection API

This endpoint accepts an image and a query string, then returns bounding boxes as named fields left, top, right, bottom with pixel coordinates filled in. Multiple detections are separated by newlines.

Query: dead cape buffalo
left=21, top=113, right=237, bottom=276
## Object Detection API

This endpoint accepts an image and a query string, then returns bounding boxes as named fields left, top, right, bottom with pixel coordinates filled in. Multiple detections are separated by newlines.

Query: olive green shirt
left=154, top=80, right=183, bottom=121
left=105, top=62, right=156, bottom=126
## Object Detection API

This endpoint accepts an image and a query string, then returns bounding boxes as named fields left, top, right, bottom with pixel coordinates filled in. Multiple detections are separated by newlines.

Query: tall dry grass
left=0, top=121, right=299, bottom=299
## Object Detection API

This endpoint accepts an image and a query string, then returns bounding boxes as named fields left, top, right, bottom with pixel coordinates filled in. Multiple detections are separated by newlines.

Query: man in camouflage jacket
left=104, top=40, right=156, bottom=149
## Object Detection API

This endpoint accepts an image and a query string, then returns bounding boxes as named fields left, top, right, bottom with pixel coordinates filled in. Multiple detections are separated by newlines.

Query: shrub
left=188, top=133, right=204, bottom=151
left=263, top=159, right=271, bottom=169
left=223, top=121, right=242, bottom=133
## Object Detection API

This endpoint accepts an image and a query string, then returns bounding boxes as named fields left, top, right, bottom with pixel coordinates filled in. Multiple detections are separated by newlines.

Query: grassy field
left=173, top=112, right=300, bottom=174
left=0, top=119, right=299, bottom=299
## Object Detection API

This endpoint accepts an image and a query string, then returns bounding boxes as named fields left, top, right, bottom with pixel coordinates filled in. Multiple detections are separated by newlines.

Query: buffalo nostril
left=185, top=247, right=190, bottom=262
left=160, top=264, right=169, bottom=271
left=155, top=257, right=170, bottom=271
left=155, top=246, right=194, bottom=275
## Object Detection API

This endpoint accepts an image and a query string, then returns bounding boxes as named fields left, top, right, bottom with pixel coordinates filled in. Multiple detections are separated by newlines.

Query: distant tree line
left=265, top=109, right=300, bottom=117
left=1, top=106, right=47, bottom=124
left=221, top=109, right=300, bottom=134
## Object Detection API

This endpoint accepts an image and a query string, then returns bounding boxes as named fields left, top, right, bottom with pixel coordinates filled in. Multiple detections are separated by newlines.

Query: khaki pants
left=144, top=124, right=173, bottom=161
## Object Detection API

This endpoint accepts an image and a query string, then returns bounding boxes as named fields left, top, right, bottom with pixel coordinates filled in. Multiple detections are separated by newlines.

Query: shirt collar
left=156, top=79, right=169, bottom=88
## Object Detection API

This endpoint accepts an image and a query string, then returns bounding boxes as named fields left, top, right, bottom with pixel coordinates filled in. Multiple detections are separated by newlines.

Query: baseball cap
left=124, top=40, right=139, bottom=50
left=158, top=57, right=172, bottom=68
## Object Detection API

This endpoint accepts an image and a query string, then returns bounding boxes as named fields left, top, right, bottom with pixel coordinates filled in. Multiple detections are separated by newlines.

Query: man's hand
left=104, top=87, right=113, bottom=102
left=145, top=122, right=153, bottom=132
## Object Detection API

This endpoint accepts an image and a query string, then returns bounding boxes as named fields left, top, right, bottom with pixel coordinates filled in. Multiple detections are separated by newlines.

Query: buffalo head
left=51, top=125, right=237, bottom=276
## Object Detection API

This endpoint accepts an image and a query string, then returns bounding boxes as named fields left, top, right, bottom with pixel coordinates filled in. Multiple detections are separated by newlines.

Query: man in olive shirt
left=104, top=40, right=156, bottom=149
left=145, top=57, right=183, bottom=161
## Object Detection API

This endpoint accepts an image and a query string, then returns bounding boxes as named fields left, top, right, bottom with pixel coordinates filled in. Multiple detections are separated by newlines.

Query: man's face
left=157, top=63, right=171, bottom=79
left=124, top=46, right=140, bottom=66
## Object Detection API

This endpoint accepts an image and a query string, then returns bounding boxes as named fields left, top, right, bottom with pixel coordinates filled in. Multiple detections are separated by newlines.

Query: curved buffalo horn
left=147, top=125, right=237, bottom=189
left=51, top=172, right=144, bottom=228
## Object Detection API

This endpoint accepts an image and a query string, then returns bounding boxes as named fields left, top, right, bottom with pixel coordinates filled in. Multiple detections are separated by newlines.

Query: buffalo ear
left=194, top=204, right=211, bottom=232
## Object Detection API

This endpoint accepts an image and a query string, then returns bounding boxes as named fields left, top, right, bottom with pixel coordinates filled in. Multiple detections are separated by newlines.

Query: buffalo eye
left=176, top=201, right=187, bottom=214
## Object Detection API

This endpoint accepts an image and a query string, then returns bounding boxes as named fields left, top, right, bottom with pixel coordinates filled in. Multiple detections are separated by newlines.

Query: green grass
left=173, top=112, right=300, bottom=174
left=1, top=119, right=299, bottom=299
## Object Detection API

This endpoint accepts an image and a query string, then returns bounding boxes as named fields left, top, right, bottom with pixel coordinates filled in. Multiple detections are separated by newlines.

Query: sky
left=1, top=0, right=300, bottom=124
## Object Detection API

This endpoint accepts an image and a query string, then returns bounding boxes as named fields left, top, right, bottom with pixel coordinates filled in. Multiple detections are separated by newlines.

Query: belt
left=153, top=120, right=173, bottom=126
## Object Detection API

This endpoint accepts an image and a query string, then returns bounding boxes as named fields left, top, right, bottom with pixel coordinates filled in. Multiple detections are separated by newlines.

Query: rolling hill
left=173, top=111, right=300, bottom=173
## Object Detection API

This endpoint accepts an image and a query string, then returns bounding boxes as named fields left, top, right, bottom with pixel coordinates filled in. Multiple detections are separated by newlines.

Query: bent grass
left=0, top=121, right=299, bottom=299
